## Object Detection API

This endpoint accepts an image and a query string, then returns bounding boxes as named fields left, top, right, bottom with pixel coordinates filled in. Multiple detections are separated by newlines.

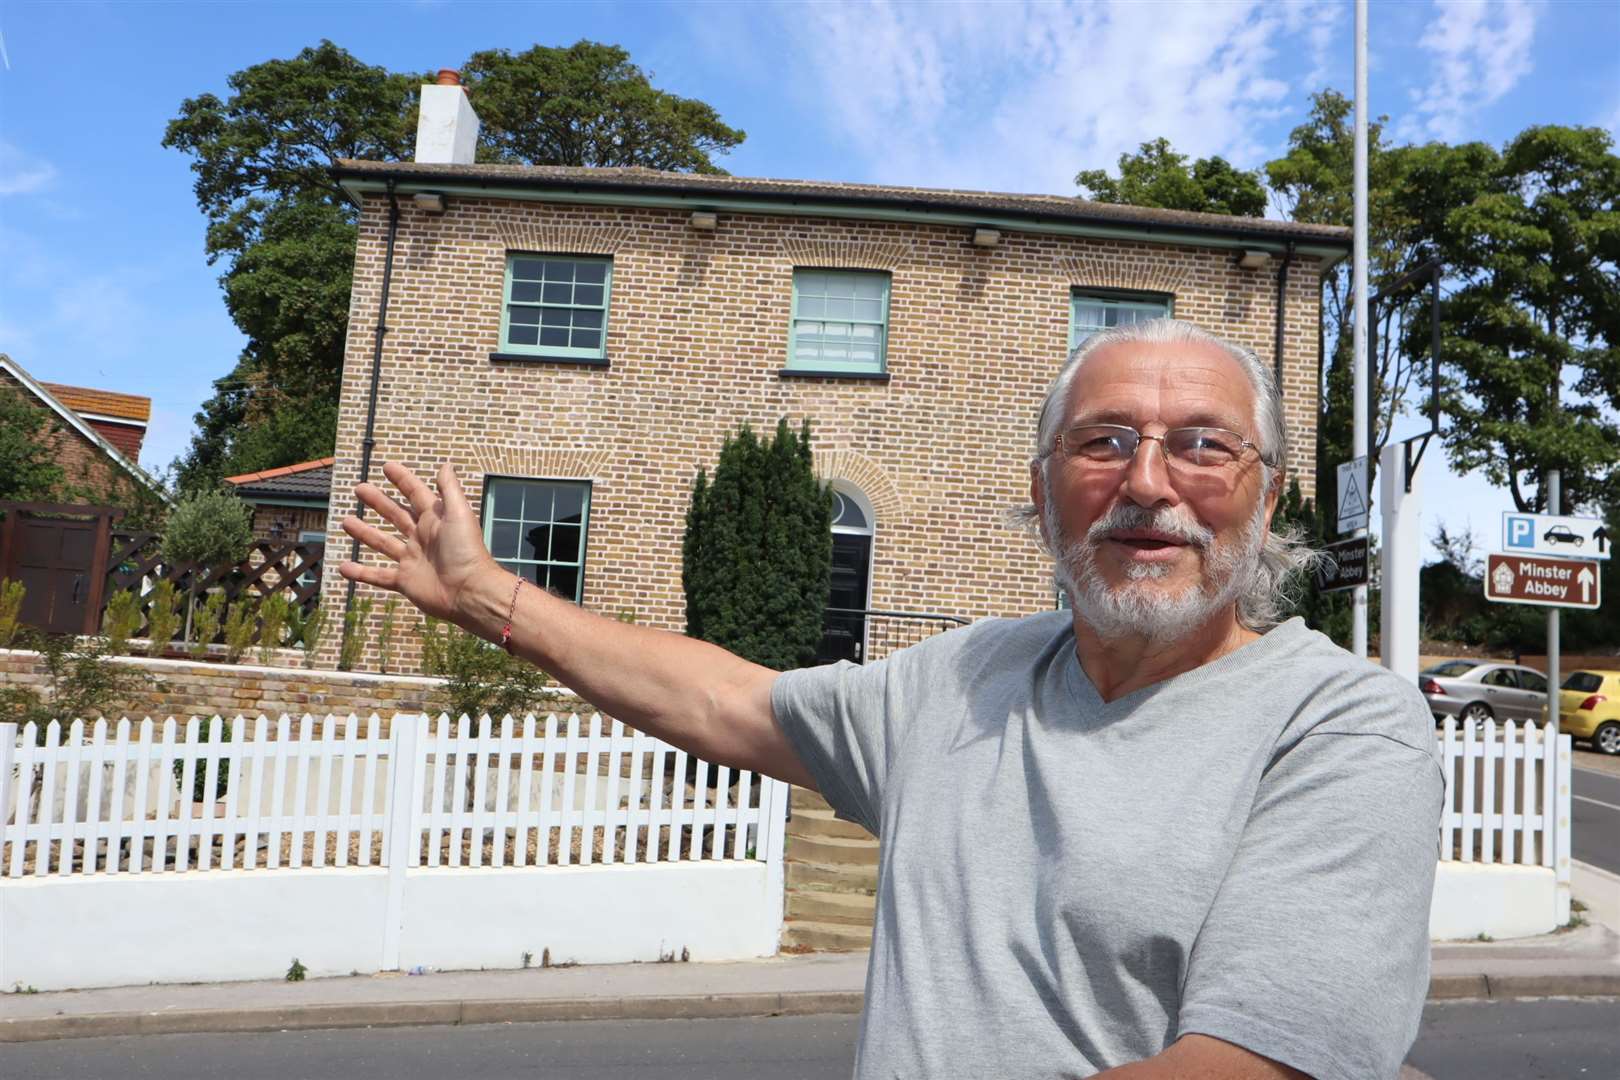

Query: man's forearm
left=452, top=564, right=803, bottom=783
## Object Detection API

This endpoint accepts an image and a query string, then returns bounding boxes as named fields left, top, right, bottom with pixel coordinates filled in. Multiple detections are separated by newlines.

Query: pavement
left=5, top=866, right=1619, bottom=1045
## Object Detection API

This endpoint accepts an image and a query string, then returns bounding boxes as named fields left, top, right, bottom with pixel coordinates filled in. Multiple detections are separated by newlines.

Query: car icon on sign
left=1544, top=525, right=1583, bottom=547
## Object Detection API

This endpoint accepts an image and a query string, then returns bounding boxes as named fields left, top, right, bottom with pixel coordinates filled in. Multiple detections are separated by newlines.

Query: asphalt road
left=5, top=1002, right=1618, bottom=1080
left=1573, top=760, right=1620, bottom=875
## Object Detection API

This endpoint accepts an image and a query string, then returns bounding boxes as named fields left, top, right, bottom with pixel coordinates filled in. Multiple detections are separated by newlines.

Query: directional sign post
left=1502, top=512, right=1610, bottom=560
left=1484, top=553, right=1601, bottom=610
left=1336, top=457, right=1369, bottom=535
left=1316, top=536, right=1370, bottom=593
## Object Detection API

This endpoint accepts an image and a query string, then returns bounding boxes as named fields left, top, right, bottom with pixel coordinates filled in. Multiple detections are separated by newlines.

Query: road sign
left=1316, top=536, right=1370, bottom=593
left=1484, top=553, right=1602, bottom=610
left=1336, top=457, right=1369, bottom=535
left=1502, top=511, right=1610, bottom=560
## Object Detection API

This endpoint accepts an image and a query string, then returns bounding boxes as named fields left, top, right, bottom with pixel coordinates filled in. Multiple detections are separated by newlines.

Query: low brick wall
left=0, top=648, right=584, bottom=722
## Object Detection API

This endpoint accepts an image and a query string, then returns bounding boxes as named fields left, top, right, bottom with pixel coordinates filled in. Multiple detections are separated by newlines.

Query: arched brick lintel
left=1061, top=254, right=1187, bottom=299
left=470, top=445, right=613, bottom=483
left=813, top=450, right=906, bottom=523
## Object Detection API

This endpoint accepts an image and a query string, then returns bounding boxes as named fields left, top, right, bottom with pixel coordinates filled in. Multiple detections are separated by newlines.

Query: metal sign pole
left=1547, top=469, right=1561, bottom=740
left=1351, top=0, right=1370, bottom=659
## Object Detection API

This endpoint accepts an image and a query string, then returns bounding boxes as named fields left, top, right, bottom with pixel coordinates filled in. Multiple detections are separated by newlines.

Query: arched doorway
left=817, top=483, right=874, bottom=664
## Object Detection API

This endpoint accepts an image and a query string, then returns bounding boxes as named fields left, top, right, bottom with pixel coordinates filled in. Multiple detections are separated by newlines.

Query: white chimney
left=415, top=69, right=479, bottom=165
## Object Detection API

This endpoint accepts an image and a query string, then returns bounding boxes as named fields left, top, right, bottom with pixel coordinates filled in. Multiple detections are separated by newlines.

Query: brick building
left=224, top=457, right=334, bottom=544
left=318, top=85, right=1348, bottom=674
left=0, top=353, right=163, bottom=504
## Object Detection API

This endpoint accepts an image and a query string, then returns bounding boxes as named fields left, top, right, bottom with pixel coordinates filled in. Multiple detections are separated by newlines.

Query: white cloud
left=755, top=0, right=1327, bottom=196
left=1399, top=0, right=1541, bottom=143
left=0, top=140, right=57, bottom=197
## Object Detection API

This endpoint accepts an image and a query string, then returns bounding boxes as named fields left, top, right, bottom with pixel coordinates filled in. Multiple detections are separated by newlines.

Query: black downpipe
left=1272, top=241, right=1295, bottom=392
left=342, top=180, right=402, bottom=628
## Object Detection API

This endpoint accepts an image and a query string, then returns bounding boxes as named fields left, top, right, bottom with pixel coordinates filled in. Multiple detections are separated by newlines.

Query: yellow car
left=1541, top=669, right=1620, bottom=755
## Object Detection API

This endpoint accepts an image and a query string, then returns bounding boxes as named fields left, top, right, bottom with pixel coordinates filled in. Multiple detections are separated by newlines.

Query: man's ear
left=1262, top=468, right=1284, bottom=532
left=1029, top=462, right=1049, bottom=548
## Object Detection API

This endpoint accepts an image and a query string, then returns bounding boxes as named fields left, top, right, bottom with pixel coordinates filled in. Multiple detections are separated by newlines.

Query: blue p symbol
left=1508, top=517, right=1533, bottom=549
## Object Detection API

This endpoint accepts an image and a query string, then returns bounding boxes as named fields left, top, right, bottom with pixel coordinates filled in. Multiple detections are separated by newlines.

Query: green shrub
left=223, top=598, right=257, bottom=663
left=174, top=716, right=231, bottom=801
left=376, top=597, right=399, bottom=674
left=160, top=489, right=254, bottom=569
left=103, top=590, right=143, bottom=654
left=0, top=579, right=25, bottom=649
left=298, top=601, right=329, bottom=669
left=419, top=615, right=451, bottom=676
left=145, top=581, right=181, bottom=658
left=190, top=592, right=226, bottom=659
left=258, top=594, right=291, bottom=664
left=682, top=419, right=831, bottom=671
left=339, top=596, right=373, bottom=671
left=436, top=623, right=550, bottom=734
left=0, top=632, right=152, bottom=739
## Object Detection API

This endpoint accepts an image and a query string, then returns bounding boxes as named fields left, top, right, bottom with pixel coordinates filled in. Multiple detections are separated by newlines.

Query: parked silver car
left=1419, top=660, right=1549, bottom=727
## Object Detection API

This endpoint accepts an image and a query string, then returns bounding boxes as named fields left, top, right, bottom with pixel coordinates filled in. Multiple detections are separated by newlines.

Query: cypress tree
left=682, top=419, right=832, bottom=670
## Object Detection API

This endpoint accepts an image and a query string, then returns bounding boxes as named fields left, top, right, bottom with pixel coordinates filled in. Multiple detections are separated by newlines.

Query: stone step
left=781, top=919, right=873, bottom=953
left=787, top=807, right=874, bottom=842
left=786, top=832, right=880, bottom=867
left=791, top=786, right=833, bottom=811
left=786, top=857, right=878, bottom=895
left=786, top=887, right=877, bottom=927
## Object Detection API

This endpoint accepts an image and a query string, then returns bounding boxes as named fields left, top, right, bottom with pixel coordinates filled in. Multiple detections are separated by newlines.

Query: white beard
left=1047, top=480, right=1266, bottom=643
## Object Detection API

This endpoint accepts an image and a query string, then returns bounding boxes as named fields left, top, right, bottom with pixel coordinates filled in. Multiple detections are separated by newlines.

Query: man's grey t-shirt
left=771, top=613, right=1443, bottom=1080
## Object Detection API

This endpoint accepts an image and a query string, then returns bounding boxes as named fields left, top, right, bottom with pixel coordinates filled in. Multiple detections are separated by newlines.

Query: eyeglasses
left=1051, top=424, right=1269, bottom=471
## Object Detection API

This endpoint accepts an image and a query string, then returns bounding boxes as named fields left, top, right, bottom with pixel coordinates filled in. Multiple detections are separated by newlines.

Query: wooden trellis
left=104, top=532, right=325, bottom=646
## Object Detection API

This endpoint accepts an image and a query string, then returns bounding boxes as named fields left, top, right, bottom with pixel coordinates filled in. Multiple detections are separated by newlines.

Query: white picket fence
left=1434, top=715, right=1571, bottom=875
left=1, top=713, right=784, bottom=878
left=0, top=714, right=790, bottom=991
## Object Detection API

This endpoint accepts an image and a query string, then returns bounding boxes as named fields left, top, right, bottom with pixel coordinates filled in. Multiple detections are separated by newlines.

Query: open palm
left=339, top=461, right=498, bottom=623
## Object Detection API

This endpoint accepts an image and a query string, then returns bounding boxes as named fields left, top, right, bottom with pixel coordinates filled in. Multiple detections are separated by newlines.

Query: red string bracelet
left=499, top=575, right=523, bottom=654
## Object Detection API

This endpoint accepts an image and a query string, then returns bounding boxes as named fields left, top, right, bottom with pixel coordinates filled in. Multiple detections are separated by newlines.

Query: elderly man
left=340, top=318, right=1441, bottom=1080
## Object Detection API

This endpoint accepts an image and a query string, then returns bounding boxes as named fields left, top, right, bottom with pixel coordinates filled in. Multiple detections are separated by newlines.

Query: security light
left=1237, top=249, right=1271, bottom=270
left=689, top=211, right=719, bottom=231
left=972, top=228, right=1001, bottom=248
left=413, top=192, right=447, bottom=214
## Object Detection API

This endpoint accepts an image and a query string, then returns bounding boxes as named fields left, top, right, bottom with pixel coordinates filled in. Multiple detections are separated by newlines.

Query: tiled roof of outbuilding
left=224, top=457, right=334, bottom=501
left=39, top=382, right=151, bottom=423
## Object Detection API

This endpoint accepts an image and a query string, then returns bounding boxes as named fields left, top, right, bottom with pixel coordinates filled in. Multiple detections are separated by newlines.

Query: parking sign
left=1501, top=511, right=1609, bottom=561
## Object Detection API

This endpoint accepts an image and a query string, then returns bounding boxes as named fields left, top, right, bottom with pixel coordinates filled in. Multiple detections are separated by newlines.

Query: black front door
left=816, top=533, right=871, bottom=665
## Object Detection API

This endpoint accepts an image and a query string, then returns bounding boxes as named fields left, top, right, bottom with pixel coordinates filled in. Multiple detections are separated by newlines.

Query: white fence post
left=381, top=713, right=422, bottom=971
left=1555, top=732, right=1572, bottom=926
left=760, top=778, right=790, bottom=949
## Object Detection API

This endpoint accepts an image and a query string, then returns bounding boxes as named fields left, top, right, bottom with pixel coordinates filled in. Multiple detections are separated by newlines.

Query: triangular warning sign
left=1339, top=476, right=1366, bottom=521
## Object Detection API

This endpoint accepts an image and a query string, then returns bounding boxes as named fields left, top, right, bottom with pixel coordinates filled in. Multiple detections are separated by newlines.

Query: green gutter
left=239, top=496, right=328, bottom=511
left=336, top=176, right=1351, bottom=268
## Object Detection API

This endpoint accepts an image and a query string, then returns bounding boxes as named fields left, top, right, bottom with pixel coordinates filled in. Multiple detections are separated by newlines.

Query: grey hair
left=1010, top=317, right=1322, bottom=631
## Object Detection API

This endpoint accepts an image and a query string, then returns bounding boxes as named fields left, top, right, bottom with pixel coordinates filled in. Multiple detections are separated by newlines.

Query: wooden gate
left=0, top=502, right=122, bottom=636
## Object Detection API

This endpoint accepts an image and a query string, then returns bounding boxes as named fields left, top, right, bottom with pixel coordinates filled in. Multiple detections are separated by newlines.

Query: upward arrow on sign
left=1579, top=565, right=1595, bottom=603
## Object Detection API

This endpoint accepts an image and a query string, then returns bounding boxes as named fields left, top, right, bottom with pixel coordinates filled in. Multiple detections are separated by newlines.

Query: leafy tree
left=1265, top=90, right=1438, bottom=502
left=164, top=41, right=421, bottom=492
left=683, top=419, right=831, bottom=670
left=161, top=488, right=255, bottom=644
left=1076, top=137, right=1266, bottom=217
left=166, top=40, right=746, bottom=491
left=0, top=385, right=66, bottom=502
left=464, top=41, right=745, bottom=172
left=1413, top=126, right=1620, bottom=513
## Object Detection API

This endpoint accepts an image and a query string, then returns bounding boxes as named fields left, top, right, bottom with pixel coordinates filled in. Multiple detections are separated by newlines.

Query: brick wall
left=1, top=368, right=134, bottom=500
left=317, top=196, right=1326, bottom=671
left=0, top=647, right=593, bottom=724
left=247, top=505, right=329, bottom=545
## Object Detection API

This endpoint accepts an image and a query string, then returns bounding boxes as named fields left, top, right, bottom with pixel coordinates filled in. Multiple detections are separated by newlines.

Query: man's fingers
left=341, top=515, right=406, bottom=561
left=354, top=483, right=417, bottom=535
left=437, top=463, right=471, bottom=516
left=383, top=460, right=437, bottom=517
left=338, top=560, right=399, bottom=591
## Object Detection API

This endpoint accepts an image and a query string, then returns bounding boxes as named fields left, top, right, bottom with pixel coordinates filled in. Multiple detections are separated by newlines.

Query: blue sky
left=1, top=0, right=1617, bottom=552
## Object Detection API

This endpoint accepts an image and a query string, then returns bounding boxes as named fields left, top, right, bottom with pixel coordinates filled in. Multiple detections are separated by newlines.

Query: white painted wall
left=400, top=861, right=780, bottom=971
left=0, top=861, right=782, bottom=991
left=1429, top=862, right=1557, bottom=940
left=414, top=84, right=479, bottom=165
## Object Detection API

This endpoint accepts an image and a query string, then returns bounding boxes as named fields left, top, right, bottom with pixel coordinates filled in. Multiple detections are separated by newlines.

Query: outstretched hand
left=339, top=462, right=500, bottom=624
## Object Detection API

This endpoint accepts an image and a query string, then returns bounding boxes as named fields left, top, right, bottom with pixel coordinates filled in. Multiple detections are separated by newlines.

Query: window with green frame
left=501, top=255, right=612, bottom=359
left=482, top=477, right=590, bottom=602
left=789, top=269, right=890, bottom=373
left=1069, top=293, right=1171, bottom=350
